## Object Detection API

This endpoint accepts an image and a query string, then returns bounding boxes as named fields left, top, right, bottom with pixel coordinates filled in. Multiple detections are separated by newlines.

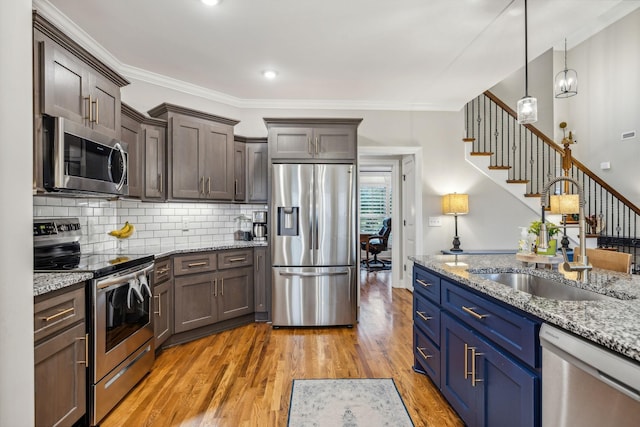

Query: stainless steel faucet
left=540, top=176, right=592, bottom=282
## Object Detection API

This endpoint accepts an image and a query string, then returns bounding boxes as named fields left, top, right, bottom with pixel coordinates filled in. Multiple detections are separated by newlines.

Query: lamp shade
left=442, top=193, right=469, bottom=215
left=517, top=96, right=538, bottom=124
left=550, top=194, right=579, bottom=214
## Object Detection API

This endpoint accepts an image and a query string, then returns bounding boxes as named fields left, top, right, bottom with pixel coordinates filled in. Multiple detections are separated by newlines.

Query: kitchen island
left=411, top=254, right=640, bottom=362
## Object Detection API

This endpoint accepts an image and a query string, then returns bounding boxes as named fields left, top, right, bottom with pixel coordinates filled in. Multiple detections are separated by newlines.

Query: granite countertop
left=123, top=240, right=268, bottom=259
left=34, top=272, right=94, bottom=297
left=34, top=241, right=268, bottom=296
left=410, top=254, right=640, bottom=363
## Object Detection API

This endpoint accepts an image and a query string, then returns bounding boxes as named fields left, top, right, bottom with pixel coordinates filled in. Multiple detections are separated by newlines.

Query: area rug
left=288, top=378, right=414, bottom=427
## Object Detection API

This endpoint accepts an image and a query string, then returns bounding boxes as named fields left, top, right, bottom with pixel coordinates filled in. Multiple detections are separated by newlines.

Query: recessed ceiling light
left=201, top=0, right=221, bottom=6
left=262, top=70, right=278, bottom=80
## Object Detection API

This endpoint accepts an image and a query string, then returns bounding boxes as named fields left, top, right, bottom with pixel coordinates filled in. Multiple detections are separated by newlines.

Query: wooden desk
left=360, top=233, right=375, bottom=266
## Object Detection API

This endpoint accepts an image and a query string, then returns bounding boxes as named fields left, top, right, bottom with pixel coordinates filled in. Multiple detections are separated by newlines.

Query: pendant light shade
left=517, top=96, right=538, bottom=124
left=517, top=0, right=537, bottom=125
left=555, top=38, right=578, bottom=98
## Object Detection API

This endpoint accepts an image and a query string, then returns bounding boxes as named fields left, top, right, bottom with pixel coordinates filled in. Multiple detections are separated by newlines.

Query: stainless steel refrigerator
left=271, top=163, right=357, bottom=327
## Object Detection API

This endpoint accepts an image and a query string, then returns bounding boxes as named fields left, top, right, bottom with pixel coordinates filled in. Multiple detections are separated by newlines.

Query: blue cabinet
left=441, top=313, right=539, bottom=427
left=412, top=264, right=541, bottom=427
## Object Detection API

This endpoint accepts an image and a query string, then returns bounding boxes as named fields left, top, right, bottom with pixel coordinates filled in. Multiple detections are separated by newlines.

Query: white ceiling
left=37, top=0, right=640, bottom=111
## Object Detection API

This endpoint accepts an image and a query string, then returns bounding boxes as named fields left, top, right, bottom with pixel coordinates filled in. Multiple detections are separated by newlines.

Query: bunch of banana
left=108, top=222, right=135, bottom=239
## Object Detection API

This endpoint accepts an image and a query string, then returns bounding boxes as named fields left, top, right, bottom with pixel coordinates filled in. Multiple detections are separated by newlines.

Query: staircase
left=464, top=91, right=640, bottom=274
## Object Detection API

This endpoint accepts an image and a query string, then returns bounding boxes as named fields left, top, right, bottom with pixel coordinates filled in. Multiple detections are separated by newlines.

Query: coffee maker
left=252, top=211, right=267, bottom=241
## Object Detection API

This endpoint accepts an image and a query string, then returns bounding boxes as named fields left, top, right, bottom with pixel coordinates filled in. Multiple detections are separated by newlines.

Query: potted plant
left=528, top=220, right=559, bottom=254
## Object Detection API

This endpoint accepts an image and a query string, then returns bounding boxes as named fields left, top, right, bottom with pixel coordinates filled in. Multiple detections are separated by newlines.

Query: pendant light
left=517, top=0, right=537, bottom=124
left=554, top=38, right=578, bottom=98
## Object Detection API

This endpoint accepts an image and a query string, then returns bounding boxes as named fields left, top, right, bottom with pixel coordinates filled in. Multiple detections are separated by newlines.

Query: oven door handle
left=97, top=263, right=154, bottom=290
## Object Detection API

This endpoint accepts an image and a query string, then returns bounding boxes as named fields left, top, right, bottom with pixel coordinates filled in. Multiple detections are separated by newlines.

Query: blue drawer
left=441, top=279, right=540, bottom=368
left=414, top=291, right=440, bottom=344
left=413, top=266, right=440, bottom=304
left=414, top=326, right=441, bottom=388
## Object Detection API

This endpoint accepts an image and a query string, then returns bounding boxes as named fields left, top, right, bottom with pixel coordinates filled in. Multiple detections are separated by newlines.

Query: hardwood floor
left=101, top=270, right=463, bottom=427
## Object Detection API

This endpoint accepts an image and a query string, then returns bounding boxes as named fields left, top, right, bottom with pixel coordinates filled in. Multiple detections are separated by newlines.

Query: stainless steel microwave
left=42, top=116, right=128, bottom=196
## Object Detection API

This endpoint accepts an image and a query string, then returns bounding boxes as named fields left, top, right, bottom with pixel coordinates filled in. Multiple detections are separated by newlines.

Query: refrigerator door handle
left=278, top=271, right=349, bottom=278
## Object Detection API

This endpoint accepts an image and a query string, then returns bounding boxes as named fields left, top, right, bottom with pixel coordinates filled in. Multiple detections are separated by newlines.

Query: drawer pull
left=415, top=311, right=432, bottom=321
left=227, top=257, right=246, bottom=262
left=464, top=343, right=470, bottom=379
left=41, top=307, right=75, bottom=322
left=462, top=306, right=488, bottom=320
left=416, top=347, right=433, bottom=360
left=471, top=346, right=484, bottom=387
left=416, top=279, right=431, bottom=288
left=187, top=261, right=208, bottom=268
left=156, top=267, right=170, bottom=275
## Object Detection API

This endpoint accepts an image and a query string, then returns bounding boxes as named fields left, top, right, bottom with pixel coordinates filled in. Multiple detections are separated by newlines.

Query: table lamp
left=442, top=193, right=469, bottom=252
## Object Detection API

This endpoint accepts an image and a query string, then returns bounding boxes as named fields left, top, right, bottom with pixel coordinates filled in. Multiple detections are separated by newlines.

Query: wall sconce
left=442, top=193, right=469, bottom=252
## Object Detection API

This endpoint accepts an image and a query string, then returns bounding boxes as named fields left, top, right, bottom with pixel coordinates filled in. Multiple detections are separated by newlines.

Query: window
left=359, top=171, right=392, bottom=236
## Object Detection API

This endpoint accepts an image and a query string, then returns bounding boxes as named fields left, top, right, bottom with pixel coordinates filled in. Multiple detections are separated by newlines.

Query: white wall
left=564, top=8, right=640, bottom=207
left=0, top=0, right=34, bottom=425
left=490, top=49, right=555, bottom=138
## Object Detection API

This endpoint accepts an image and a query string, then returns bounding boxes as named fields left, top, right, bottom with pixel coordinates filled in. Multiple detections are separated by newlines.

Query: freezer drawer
left=272, top=267, right=356, bottom=327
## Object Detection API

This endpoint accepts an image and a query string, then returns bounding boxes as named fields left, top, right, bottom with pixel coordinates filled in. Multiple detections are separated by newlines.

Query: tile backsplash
left=34, top=196, right=266, bottom=253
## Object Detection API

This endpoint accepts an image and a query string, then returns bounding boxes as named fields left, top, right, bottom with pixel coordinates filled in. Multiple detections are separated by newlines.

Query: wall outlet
left=428, top=217, right=442, bottom=227
left=182, top=220, right=189, bottom=231
left=600, top=161, right=611, bottom=170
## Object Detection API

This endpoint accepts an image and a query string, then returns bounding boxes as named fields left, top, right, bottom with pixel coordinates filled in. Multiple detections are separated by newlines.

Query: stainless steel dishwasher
left=540, top=323, right=640, bottom=427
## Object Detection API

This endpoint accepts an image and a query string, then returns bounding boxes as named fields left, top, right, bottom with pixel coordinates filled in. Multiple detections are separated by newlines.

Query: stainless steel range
left=34, top=218, right=155, bottom=426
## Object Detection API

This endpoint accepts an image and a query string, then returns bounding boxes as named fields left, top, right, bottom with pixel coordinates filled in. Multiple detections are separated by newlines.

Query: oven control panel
left=33, top=218, right=82, bottom=243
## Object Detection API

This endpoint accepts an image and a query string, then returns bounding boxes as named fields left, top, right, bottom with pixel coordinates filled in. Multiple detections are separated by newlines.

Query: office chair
left=361, top=218, right=391, bottom=269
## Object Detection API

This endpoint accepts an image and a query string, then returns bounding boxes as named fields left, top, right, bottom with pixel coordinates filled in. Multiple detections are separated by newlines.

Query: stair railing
left=464, top=90, right=640, bottom=273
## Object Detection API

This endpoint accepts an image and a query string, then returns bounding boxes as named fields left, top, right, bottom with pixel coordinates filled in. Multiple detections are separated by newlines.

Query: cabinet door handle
left=220, top=278, right=224, bottom=296
left=256, top=255, right=261, bottom=272
left=154, top=295, right=161, bottom=316
left=213, top=279, right=218, bottom=297
left=471, top=347, right=484, bottom=387
left=416, top=279, right=431, bottom=288
left=416, top=347, right=433, bottom=360
left=159, top=173, right=163, bottom=193
left=415, top=311, right=432, bottom=321
left=201, top=176, right=205, bottom=194
left=464, top=343, right=470, bottom=379
left=308, top=137, right=312, bottom=155
left=93, top=97, right=99, bottom=124
left=84, top=95, right=92, bottom=122
left=41, top=307, right=75, bottom=322
left=187, top=261, right=207, bottom=268
left=462, top=306, right=488, bottom=320
left=315, top=137, right=319, bottom=155
left=207, top=177, right=211, bottom=195
left=156, top=267, right=169, bottom=275
left=76, top=334, right=88, bottom=366
left=234, top=179, right=238, bottom=196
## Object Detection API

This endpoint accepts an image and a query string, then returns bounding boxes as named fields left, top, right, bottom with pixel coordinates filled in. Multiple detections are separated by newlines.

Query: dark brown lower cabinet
left=173, top=258, right=254, bottom=333
left=153, top=279, right=173, bottom=348
left=34, top=285, right=87, bottom=427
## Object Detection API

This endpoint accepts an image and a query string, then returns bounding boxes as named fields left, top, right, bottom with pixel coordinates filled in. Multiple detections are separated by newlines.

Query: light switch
left=428, top=217, right=442, bottom=227
left=600, top=162, right=611, bottom=170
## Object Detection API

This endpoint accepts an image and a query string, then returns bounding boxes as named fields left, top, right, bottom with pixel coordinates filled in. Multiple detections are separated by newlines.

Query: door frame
left=358, top=146, right=423, bottom=289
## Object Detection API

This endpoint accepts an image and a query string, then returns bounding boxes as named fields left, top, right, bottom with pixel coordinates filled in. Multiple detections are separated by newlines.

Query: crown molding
left=32, top=0, right=460, bottom=112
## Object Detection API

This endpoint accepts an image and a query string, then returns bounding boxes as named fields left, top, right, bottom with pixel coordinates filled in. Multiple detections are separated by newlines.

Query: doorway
left=358, top=148, right=423, bottom=289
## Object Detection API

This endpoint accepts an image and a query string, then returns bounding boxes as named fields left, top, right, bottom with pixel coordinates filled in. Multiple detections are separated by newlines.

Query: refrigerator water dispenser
left=277, top=207, right=299, bottom=236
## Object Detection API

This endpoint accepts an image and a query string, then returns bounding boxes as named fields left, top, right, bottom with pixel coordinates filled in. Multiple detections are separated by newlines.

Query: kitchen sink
left=475, top=272, right=615, bottom=301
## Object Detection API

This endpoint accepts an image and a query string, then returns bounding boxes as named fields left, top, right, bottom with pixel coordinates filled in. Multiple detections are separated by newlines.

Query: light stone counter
left=410, top=254, right=640, bottom=363
left=34, top=272, right=93, bottom=297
